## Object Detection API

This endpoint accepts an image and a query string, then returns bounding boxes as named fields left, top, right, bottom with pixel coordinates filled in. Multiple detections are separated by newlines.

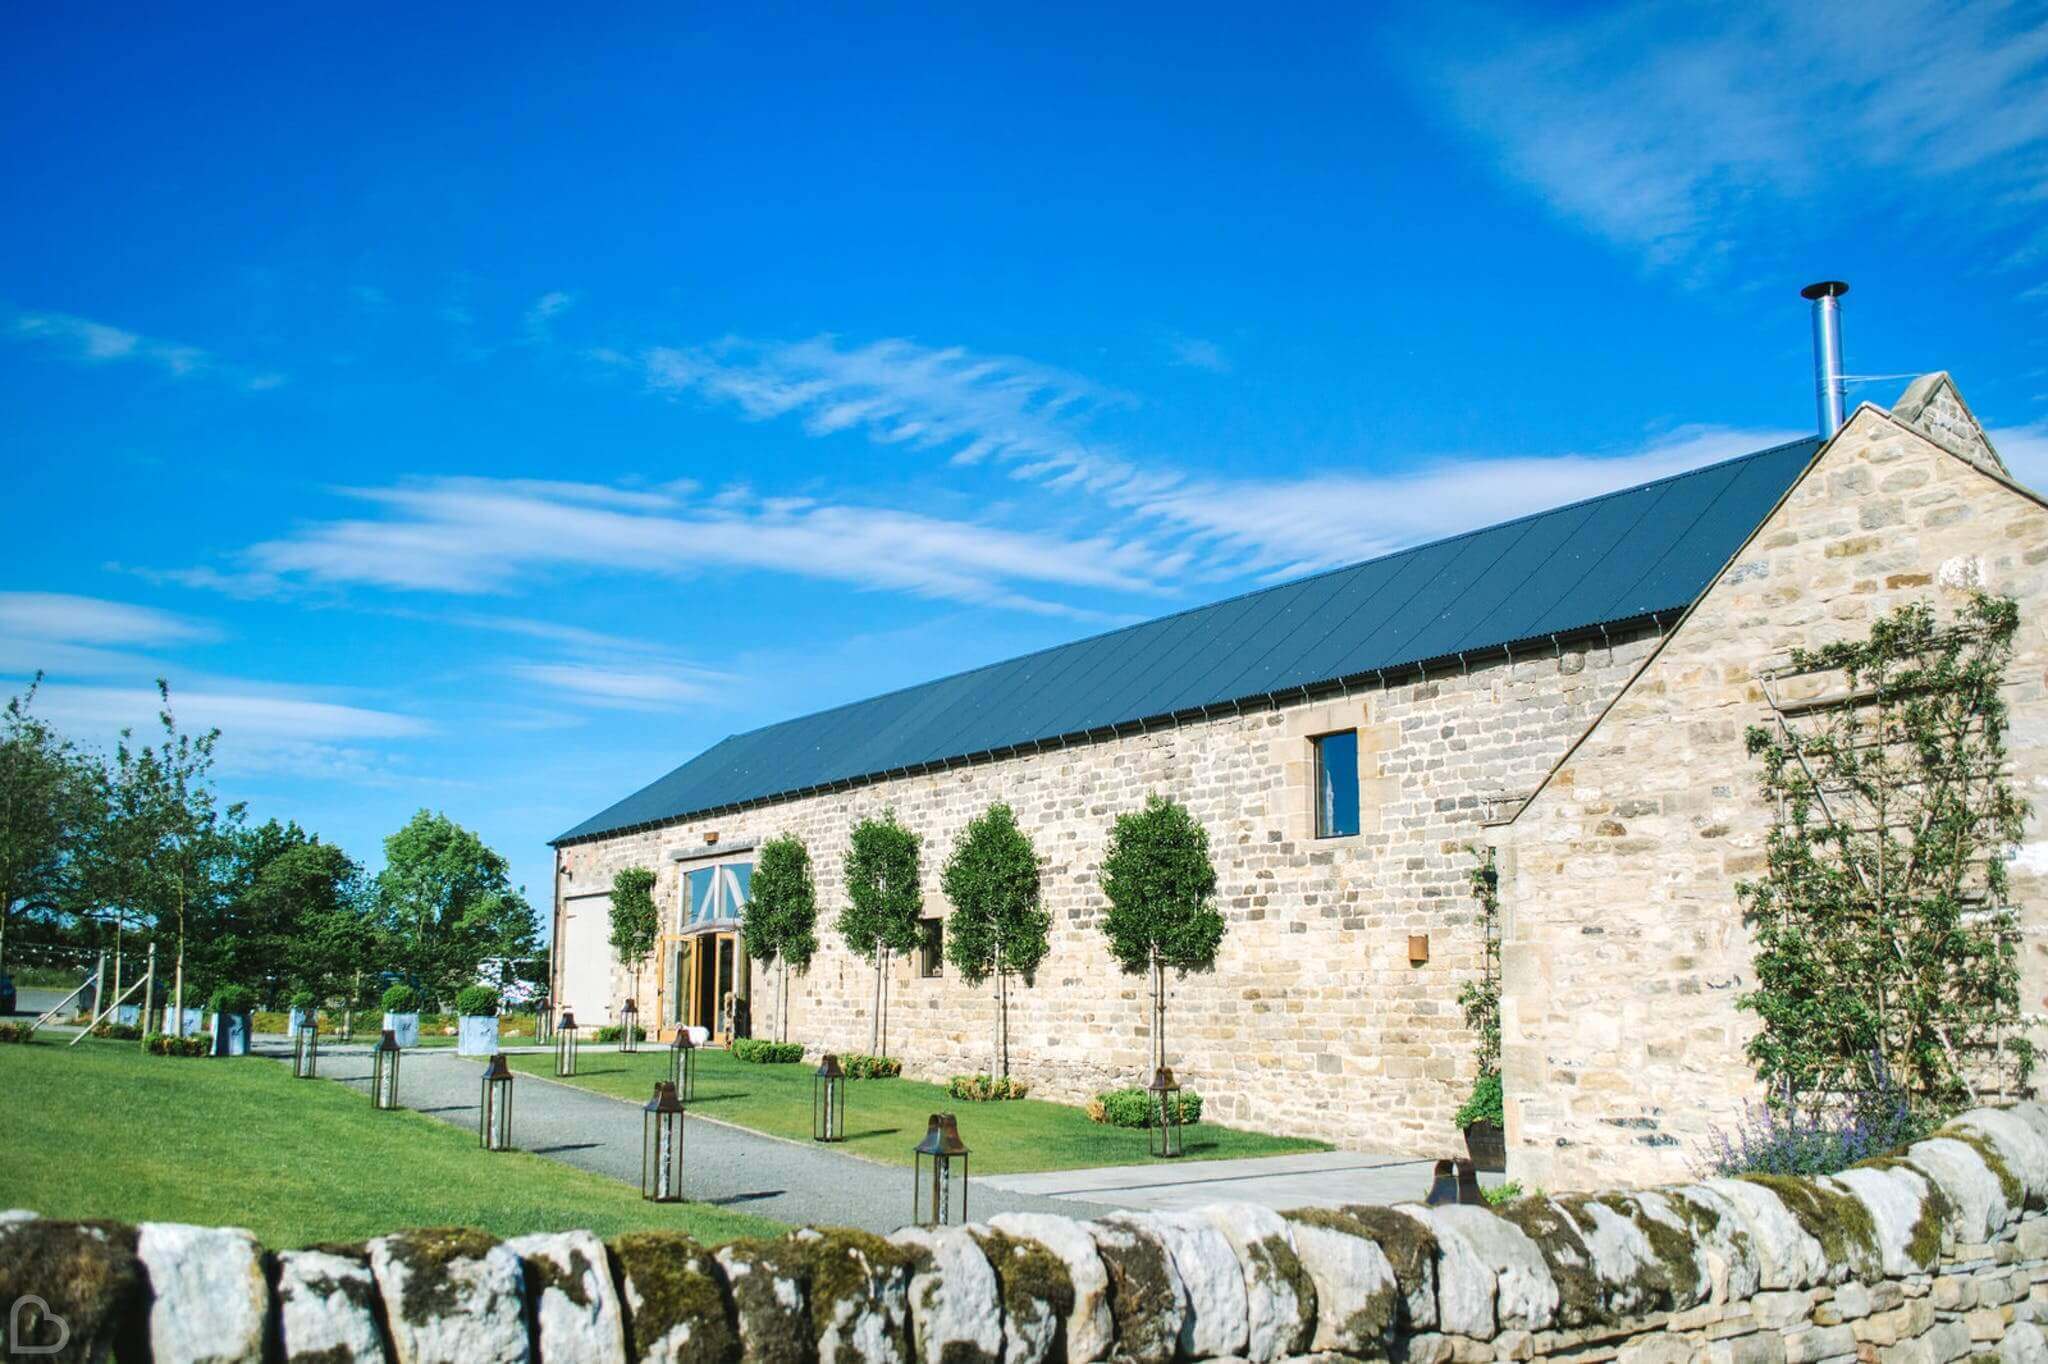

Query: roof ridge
left=708, top=434, right=1821, bottom=746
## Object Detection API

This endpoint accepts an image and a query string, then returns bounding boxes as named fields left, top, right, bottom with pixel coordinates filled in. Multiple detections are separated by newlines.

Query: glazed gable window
left=1313, top=730, right=1361, bottom=838
left=681, top=861, right=752, bottom=928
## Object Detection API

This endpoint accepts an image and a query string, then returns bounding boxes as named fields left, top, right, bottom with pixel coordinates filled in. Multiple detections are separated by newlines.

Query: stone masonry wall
left=1496, top=387, right=2048, bottom=1191
left=557, top=630, right=1654, bottom=1154
left=14, top=1099, right=2048, bottom=1363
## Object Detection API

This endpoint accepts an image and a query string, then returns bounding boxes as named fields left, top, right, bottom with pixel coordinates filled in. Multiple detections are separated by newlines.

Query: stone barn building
left=550, top=371, right=2048, bottom=1187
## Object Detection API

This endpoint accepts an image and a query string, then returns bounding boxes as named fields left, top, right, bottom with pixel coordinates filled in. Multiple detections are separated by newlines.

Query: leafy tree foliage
left=1739, top=593, right=2033, bottom=1116
left=0, top=675, right=102, bottom=974
left=1098, top=795, right=1221, bottom=1072
left=942, top=802, right=1048, bottom=1076
left=608, top=866, right=659, bottom=1005
left=207, top=820, right=374, bottom=1006
left=839, top=811, right=923, bottom=1056
left=1457, top=847, right=1502, bottom=1126
left=374, top=809, right=537, bottom=1008
left=744, top=834, right=817, bottom=1041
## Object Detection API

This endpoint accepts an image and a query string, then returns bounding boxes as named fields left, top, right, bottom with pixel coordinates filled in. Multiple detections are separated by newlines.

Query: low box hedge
left=594, top=1023, right=646, bottom=1044
left=89, top=1022, right=143, bottom=1041
left=839, top=1053, right=902, bottom=1079
left=1087, top=1086, right=1203, bottom=1128
left=0, top=1022, right=36, bottom=1044
left=731, top=1039, right=805, bottom=1064
left=947, top=1073, right=1029, bottom=1102
left=380, top=983, right=420, bottom=1013
left=145, top=1032, right=210, bottom=1057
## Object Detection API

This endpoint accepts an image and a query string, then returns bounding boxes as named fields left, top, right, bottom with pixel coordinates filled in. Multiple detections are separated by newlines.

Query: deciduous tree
left=942, top=803, right=1047, bottom=1077
left=1098, top=794, right=1221, bottom=1074
left=375, top=810, right=537, bottom=1008
left=742, top=835, right=816, bottom=1042
left=839, top=811, right=923, bottom=1057
left=608, top=866, right=659, bottom=1011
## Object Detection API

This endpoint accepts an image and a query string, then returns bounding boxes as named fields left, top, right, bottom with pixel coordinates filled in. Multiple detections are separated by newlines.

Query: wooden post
left=140, top=943, right=156, bottom=1049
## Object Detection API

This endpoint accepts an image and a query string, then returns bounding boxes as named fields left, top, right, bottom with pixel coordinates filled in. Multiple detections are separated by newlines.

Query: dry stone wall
left=556, top=632, right=1652, bottom=1154
left=12, top=1099, right=2048, bottom=1363
left=1496, top=390, right=2048, bottom=1190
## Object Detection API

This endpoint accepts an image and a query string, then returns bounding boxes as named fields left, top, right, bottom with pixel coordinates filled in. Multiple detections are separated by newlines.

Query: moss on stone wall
left=1739, top=1177, right=1882, bottom=1280
left=1940, top=1129, right=2026, bottom=1212
left=0, top=1219, right=145, bottom=1361
left=610, top=1231, right=738, bottom=1364
left=1501, top=1199, right=1606, bottom=1327
left=380, top=1226, right=502, bottom=1327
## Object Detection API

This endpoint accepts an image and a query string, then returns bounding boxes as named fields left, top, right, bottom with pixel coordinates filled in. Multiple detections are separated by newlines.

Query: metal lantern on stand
left=913, top=1112, right=970, bottom=1226
left=619, top=998, right=640, bottom=1054
left=813, top=1053, right=846, bottom=1142
left=670, top=1028, right=697, bottom=1102
left=1148, top=1066, right=1183, bottom=1159
left=555, top=1010, right=579, bottom=1077
left=371, top=1028, right=402, bottom=1110
left=292, top=1017, right=319, bottom=1079
left=641, top=1081, right=686, bottom=1202
left=479, top=1053, right=515, bottom=1151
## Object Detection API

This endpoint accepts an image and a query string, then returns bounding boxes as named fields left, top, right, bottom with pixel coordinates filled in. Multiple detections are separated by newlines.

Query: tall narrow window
left=1314, top=730, right=1360, bottom=838
left=919, top=917, right=944, bottom=978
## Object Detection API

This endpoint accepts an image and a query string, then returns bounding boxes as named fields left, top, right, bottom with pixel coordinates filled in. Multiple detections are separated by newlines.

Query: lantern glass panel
left=813, top=1055, right=846, bottom=1142
left=912, top=1113, right=970, bottom=1226
left=479, top=1054, right=514, bottom=1151
left=641, top=1082, right=686, bottom=1202
left=1148, top=1067, right=1183, bottom=1159
left=293, top=1022, right=319, bottom=1079
left=556, top=1011, right=579, bottom=1077
left=670, top=1032, right=697, bottom=1101
left=619, top=1000, right=640, bottom=1054
left=372, top=1030, right=402, bottom=1110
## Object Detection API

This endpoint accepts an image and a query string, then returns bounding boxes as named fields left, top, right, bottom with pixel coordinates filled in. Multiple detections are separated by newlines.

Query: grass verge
left=506, top=1046, right=1328, bottom=1174
left=0, top=1038, right=780, bottom=1247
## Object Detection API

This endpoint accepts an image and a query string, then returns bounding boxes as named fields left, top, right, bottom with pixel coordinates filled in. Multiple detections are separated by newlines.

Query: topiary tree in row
left=607, top=866, right=658, bottom=1018
left=744, top=834, right=817, bottom=1044
left=942, top=803, right=1048, bottom=1079
left=838, top=810, right=924, bottom=1059
left=1098, top=794, right=1223, bottom=1077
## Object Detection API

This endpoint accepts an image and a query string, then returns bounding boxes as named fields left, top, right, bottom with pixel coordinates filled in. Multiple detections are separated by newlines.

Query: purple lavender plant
left=1700, top=1060, right=1929, bottom=1178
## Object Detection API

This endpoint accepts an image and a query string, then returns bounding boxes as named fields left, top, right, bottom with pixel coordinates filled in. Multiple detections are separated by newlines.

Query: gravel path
left=259, top=1039, right=1074, bottom=1234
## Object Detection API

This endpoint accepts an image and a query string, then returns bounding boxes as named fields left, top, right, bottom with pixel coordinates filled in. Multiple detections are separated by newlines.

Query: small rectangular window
left=919, top=917, right=944, bottom=977
left=1314, top=730, right=1361, bottom=838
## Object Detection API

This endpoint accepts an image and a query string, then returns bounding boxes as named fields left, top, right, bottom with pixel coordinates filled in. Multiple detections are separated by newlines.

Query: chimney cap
left=1801, top=280, right=1850, bottom=300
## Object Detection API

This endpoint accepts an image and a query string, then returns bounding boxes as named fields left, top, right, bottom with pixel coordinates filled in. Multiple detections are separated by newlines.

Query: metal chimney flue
left=1802, top=280, right=1849, bottom=437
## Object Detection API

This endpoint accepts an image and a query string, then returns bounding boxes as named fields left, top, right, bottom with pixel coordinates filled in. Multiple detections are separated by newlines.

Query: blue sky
left=6, top=1, right=2047, bottom=918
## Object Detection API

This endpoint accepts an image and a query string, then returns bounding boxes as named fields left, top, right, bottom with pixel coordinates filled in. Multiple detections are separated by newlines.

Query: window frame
left=1311, top=728, right=1362, bottom=840
left=918, top=916, right=944, bottom=978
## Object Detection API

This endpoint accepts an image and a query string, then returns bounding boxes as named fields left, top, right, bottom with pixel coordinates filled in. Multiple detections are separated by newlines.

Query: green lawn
left=0, top=1039, right=780, bottom=1248
left=505, top=1047, right=1328, bottom=1174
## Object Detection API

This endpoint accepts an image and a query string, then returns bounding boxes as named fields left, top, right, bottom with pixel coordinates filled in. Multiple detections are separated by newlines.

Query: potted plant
left=209, top=985, right=255, bottom=1057
left=287, top=989, right=317, bottom=1037
left=455, top=985, right=500, bottom=1056
left=381, top=983, right=422, bottom=1048
left=1457, top=1071, right=1506, bottom=1172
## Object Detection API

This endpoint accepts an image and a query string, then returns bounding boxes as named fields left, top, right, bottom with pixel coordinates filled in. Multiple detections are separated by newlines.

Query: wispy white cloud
left=1410, top=0, right=2048, bottom=275
left=1166, top=335, right=1231, bottom=373
left=1134, top=425, right=1806, bottom=578
left=511, top=662, right=727, bottom=711
left=524, top=290, right=578, bottom=342
left=206, top=477, right=1169, bottom=619
left=8, top=308, right=286, bottom=391
left=0, top=592, right=216, bottom=646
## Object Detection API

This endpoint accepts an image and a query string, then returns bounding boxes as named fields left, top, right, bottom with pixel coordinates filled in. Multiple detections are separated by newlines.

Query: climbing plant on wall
left=1456, top=846, right=1503, bottom=1129
left=942, top=802, right=1048, bottom=1078
left=607, top=867, right=658, bottom=1011
left=1739, top=591, right=2033, bottom=1117
left=839, top=810, right=924, bottom=1058
left=743, top=835, right=817, bottom=1044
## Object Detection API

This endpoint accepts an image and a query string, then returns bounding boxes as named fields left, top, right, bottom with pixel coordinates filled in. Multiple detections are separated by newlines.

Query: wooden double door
left=673, top=930, right=742, bottom=1044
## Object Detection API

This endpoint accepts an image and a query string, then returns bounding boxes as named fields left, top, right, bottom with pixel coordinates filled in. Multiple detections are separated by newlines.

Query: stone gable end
left=1496, top=394, right=2048, bottom=1191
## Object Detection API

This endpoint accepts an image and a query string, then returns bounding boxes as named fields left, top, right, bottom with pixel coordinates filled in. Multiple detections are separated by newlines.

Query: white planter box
left=383, top=1012, right=421, bottom=1048
left=456, top=1015, right=499, bottom=1056
left=212, top=1012, right=251, bottom=1057
left=287, top=1008, right=314, bottom=1035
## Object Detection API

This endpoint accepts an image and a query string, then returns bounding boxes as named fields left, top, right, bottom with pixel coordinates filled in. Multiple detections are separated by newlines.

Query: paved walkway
left=259, top=1039, right=1075, bottom=1234
left=981, top=1149, right=1500, bottom=1212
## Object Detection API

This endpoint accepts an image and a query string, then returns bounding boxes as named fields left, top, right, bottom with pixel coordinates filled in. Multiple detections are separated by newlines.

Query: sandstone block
left=987, top=1213, right=1115, bottom=1363
left=890, top=1226, right=1003, bottom=1364
left=2001, top=1321, right=2048, bottom=1364
left=0, top=1217, right=146, bottom=1364
left=1712, top=1332, right=1789, bottom=1364
left=137, top=1222, right=269, bottom=1364
left=1199, top=1202, right=1316, bottom=1362
left=1953, top=1112, right=2048, bottom=1207
left=1787, top=1325, right=1858, bottom=1364
left=277, top=1248, right=389, bottom=1364
left=1709, top=1179, right=1830, bottom=1290
left=1107, top=1212, right=1249, bottom=1362
left=1419, top=1204, right=1560, bottom=1335
left=508, top=1230, right=628, bottom=1364
left=1087, top=1214, right=1188, bottom=1364
left=1617, top=1333, right=1696, bottom=1364
left=1970, top=1308, right=2010, bottom=1342
left=1908, top=1140, right=2014, bottom=1243
left=368, top=1228, right=529, bottom=1364
left=1286, top=1208, right=1406, bottom=1354
left=609, top=1230, right=739, bottom=1364
left=1755, top=1291, right=1817, bottom=1330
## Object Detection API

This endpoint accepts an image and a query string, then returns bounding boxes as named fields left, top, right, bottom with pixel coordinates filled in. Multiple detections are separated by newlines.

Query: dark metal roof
left=554, top=436, right=1821, bottom=844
